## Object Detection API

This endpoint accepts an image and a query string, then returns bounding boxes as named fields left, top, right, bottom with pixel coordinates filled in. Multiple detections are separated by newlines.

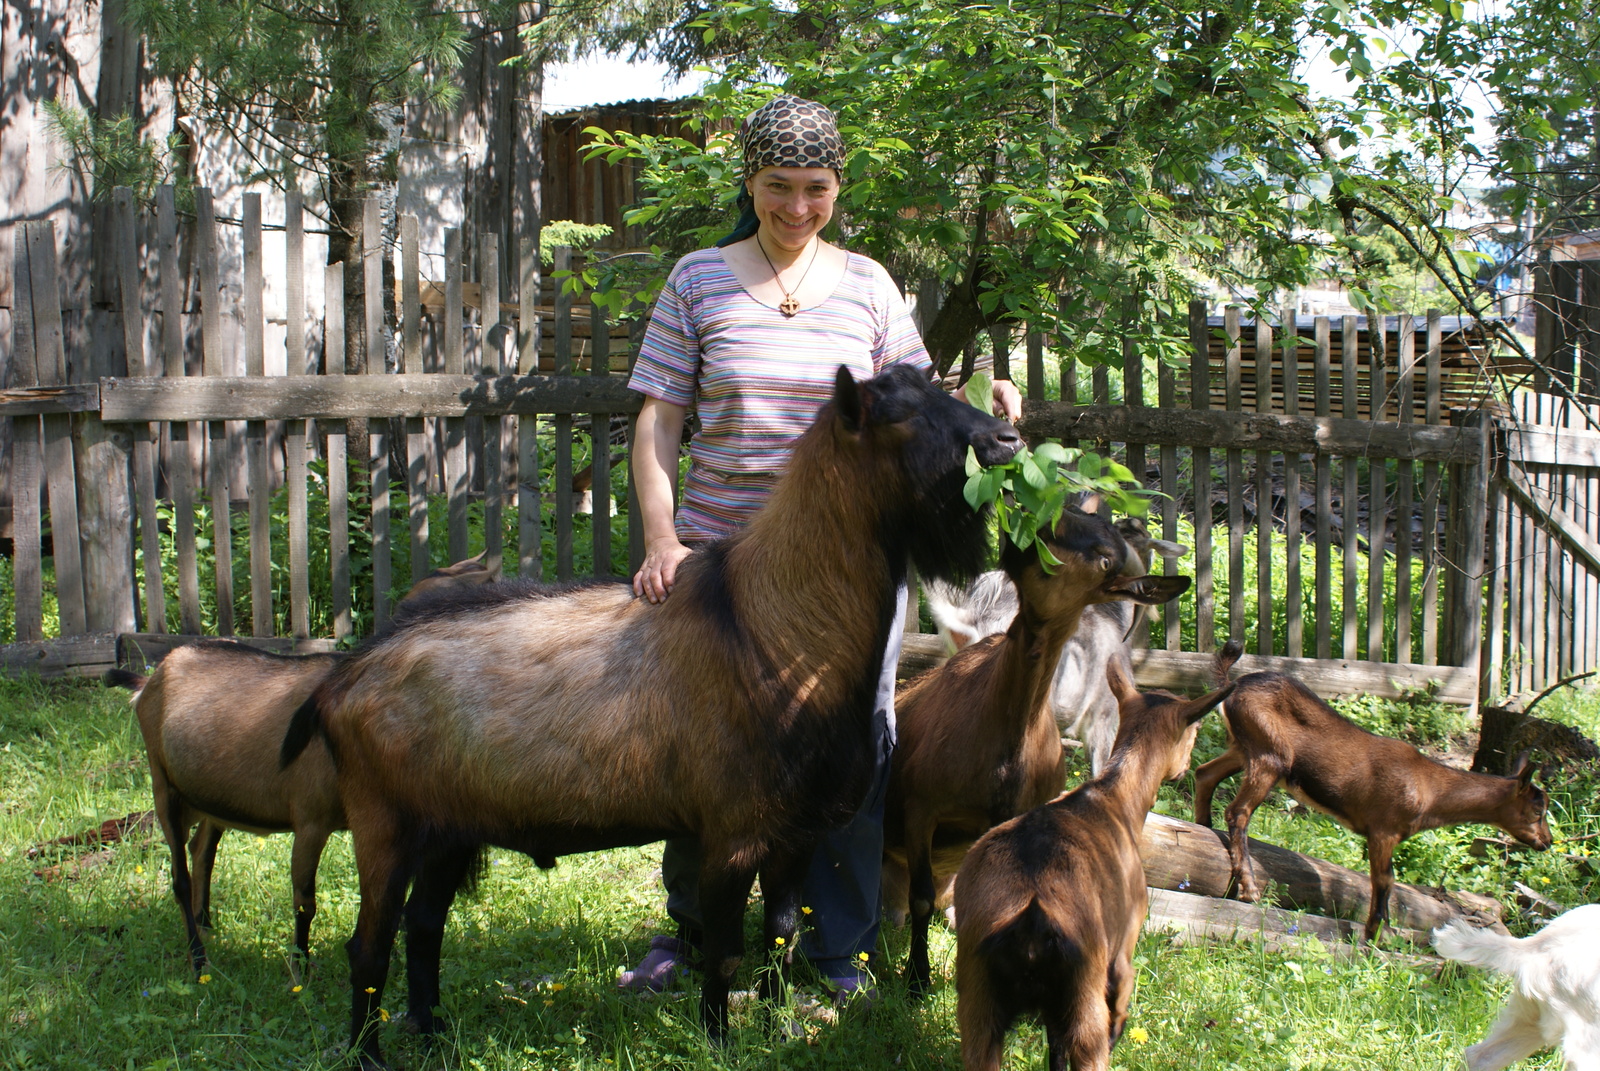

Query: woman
left=620, top=94, right=1021, bottom=1002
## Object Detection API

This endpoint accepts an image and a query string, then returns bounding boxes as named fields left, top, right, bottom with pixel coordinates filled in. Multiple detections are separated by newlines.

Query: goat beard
left=896, top=470, right=996, bottom=587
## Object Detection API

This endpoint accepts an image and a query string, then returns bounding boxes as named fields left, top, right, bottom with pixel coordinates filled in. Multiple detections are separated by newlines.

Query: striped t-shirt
left=628, top=247, right=934, bottom=541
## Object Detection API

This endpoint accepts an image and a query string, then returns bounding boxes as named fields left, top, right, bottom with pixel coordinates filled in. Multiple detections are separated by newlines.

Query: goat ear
left=1150, top=539, right=1189, bottom=559
left=1183, top=681, right=1235, bottom=725
left=1105, top=573, right=1191, bottom=604
left=1509, top=750, right=1535, bottom=784
left=833, top=365, right=864, bottom=432
left=1078, top=492, right=1102, bottom=516
left=1105, top=659, right=1138, bottom=703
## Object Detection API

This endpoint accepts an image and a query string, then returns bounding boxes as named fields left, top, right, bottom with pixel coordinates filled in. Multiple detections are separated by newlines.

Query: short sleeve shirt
left=628, top=247, right=934, bottom=540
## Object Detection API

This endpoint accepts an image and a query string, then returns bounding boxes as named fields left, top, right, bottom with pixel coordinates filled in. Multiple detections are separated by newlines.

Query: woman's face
left=746, top=166, right=839, bottom=254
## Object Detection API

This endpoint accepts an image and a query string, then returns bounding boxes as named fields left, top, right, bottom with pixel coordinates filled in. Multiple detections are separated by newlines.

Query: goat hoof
left=903, top=970, right=932, bottom=1002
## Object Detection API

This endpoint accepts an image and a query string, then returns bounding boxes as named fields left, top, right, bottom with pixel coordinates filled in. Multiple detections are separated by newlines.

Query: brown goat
left=107, top=643, right=342, bottom=973
left=885, top=507, right=1190, bottom=995
left=281, top=365, right=1019, bottom=1066
left=953, top=662, right=1233, bottom=1071
left=1195, top=640, right=1553, bottom=941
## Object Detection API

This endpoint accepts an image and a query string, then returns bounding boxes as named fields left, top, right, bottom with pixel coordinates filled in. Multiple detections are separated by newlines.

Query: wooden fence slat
left=1190, top=299, right=1215, bottom=652
left=1122, top=299, right=1149, bottom=648
left=364, top=198, right=391, bottom=631
left=158, top=186, right=201, bottom=634
left=1314, top=317, right=1333, bottom=660
left=1422, top=310, right=1442, bottom=664
left=481, top=230, right=505, bottom=580
left=1395, top=316, right=1416, bottom=662
left=590, top=297, right=612, bottom=578
left=9, top=226, right=42, bottom=640
left=1255, top=316, right=1273, bottom=655
left=553, top=246, right=574, bottom=579
left=286, top=191, right=310, bottom=638
left=1225, top=306, right=1244, bottom=644
left=1367, top=317, right=1388, bottom=661
left=326, top=264, right=351, bottom=641
left=444, top=227, right=469, bottom=565
left=1027, top=328, right=1044, bottom=402
left=197, top=189, right=234, bottom=635
left=243, top=194, right=273, bottom=636
left=1457, top=409, right=1491, bottom=685
left=1282, top=305, right=1302, bottom=657
left=401, top=215, right=430, bottom=587
left=116, top=188, right=166, bottom=633
left=1160, top=346, right=1180, bottom=651
left=1341, top=314, right=1359, bottom=661
left=518, top=236, right=542, bottom=579
left=29, top=221, right=88, bottom=636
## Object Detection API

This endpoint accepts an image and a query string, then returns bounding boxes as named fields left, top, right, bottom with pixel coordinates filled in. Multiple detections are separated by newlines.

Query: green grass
left=3, top=677, right=1593, bottom=1070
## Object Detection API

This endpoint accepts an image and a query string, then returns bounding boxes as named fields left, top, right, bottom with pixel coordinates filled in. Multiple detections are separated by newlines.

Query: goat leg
left=696, top=860, right=759, bottom=1044
left=157, top=790, right=208, bottom=975
left=290, top=823, right=334, bottom=971
left=401, top=843, right=480, bottom=1035
left=1192, top=750, right=1243, bottom=829
left=188, top=821, right=223, bottom=931
left=345, top=826, right=417, bottom=1071
left=1363, top=833, right=1400, bottom=942
left=755, top=845, right=810, bottom=1011
left=1223, top=767, right=1278, bottom=903
left=956, top=963, right=1008, bottom=1071
left=905, top=834, right=939, bottom=997
left=1046, top=962, right=1113, bottom=1071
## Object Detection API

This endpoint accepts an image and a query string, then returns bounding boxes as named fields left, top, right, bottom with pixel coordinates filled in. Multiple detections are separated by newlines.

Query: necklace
left=756, top=234, right=821, bottom=317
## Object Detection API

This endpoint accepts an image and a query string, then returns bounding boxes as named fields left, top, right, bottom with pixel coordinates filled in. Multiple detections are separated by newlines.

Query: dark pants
left=659, top=587, right=905, bottom=978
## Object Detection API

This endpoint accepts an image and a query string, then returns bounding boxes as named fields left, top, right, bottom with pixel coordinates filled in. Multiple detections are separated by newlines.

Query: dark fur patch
left=103, top=668, right=145, bottom=690
left=977, top=898, right=1082, bottom=1016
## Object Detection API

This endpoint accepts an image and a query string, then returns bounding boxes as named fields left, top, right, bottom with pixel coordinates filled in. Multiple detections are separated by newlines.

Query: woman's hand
left=990, top=378, right=1023, bottom=423
left=633, top=536, right=693, bottom=604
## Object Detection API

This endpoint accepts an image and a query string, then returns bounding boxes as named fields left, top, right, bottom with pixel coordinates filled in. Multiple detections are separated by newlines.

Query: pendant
left=779, top=295, right=800, bottom=317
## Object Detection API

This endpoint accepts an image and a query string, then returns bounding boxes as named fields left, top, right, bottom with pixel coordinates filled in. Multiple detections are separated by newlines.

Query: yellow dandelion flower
left=379, top=1008, right=390, bottom=1023
left=1540, top=876, right=1551, bottom=885
left=801, top=906, right=813, bottom=915
left=198, top=974, right=211, bottom=985
left=550, top=982, right=565, bottom=992
left=291, top=985, right=303, bottom=994
left=856, top=952, right=870, bottom=963
left=365, top=987, right=377, bottom=994
left=774, top=936, right=786, bottom=947
left=135, top=865, right=144, bottom=874
left=1127, top=1026, right=1149, bottom=1045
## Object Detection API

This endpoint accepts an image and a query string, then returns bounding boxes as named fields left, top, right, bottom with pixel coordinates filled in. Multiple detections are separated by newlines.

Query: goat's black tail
left=1215, top=638, right=1244, bottom=687
left=281, top=693, right=323, bottom=770
left=102, top=668, right=147, bottom=692
left=976, top=899, right=1082, bottom=1012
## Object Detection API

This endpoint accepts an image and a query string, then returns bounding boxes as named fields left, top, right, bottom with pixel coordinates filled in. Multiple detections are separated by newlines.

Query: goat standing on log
left=953, top=662, right=1233, bottom=1071
left=1196, top=640, right=1553, bottom=941
left=281, top=365, right=1019, bottom=1067
left=884, top=505, right=1190, bottom=994
left=924, top=517, right=1187, bottom=773
left=107, top=643, right=342, bottom=974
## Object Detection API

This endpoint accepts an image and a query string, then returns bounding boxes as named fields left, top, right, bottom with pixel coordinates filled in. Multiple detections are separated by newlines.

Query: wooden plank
left=9, top=416, right=43, bottom=641
left=287, top=191, right=309, bottom=373
left=1282, top=306, right=1302, bottom=657
left=1026, top=329, right=1044, bottom=402
left=364, top=199, right=390, bottom=633
left=1422, top=310, right=1442, bottom=664
left=1503, top=424, right=1600, bottom=467
left=1254, top=317, right=1272, bottom=655
left=1159, top=352, right=1180, bottom=651
left=1367, top=317, right=1388, bottom=661
left=590, top=297, right=612, bottom=578
left=1225, top=306, right=1244, bottom=644
left=196, top=189, right=234, bottom=636
left=1395, top=316, right=1416, bottom=663
left=1484, top=473, right=1505, bottom=701
left=26, top=221, right=67, bottom=385
left=0, top=384, right=100, bottom=415
left=1456, top=410, right=1491, bottom=690
left=285, top=191, right=309, bottom=638
left=444, top=228, right=469, bottom=565
left=517, top=237, right=542, bottom=579
left=326, top=264, right=351, bottom=641
left=1502, top=462, right=1600, bottom=580
left=1122, top=299, right=1149, bottom=648
left=0, top=632, right=118, bottom=680
left=1014, top=404, right=1482, bottom=463
left=553, top=246, right=574, bottom=579
left=481, top=231, right=506, bottom=581
left=1341, top=315, right=1360, bottom=661
left=116, top=633, right=339, bottom=669
left=157, top=188, right=201, bottom=635
left=119, top=189, right=165, bottom=633
left=401, top=215, right=430, bottom=587
left=243, top=194, right=273, bottom=637
left=1314, top=317, right=1333, bottom=659
left=1128, top=646, right=1481, bottom=705
left=1190, top=299, right=1215, bottom=652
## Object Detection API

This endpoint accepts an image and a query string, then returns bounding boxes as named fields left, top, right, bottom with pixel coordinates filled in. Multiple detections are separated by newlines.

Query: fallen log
left=1141, top=812, right=1506, bottom=940
left=1144, top=887, right=1441, bottom=962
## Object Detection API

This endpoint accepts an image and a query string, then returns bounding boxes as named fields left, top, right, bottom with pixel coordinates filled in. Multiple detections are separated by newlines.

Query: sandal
left=616, top=935, right=697, bottom=993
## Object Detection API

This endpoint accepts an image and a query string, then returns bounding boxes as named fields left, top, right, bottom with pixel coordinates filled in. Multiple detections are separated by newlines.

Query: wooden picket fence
left=0, top=190, right=1527, bottom=704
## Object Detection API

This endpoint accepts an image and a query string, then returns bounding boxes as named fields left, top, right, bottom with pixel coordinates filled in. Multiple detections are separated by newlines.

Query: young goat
left=953, top=662, right=1233, bottom=1071
left=281, top=365, right=1019, bottom=1067
left=885, top=507, right=1190, bottom=994
left=1434, top=904, right=1600, bottom=1071
left=1196, top=640, right=1553, bottom=941
left=107, top=643, right=342, bottom=974
left=925, top=517, right=1187, bottom=773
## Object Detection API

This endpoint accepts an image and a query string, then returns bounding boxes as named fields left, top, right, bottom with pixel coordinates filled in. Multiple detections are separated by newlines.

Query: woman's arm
left=631, top=395, right=694, bottom=603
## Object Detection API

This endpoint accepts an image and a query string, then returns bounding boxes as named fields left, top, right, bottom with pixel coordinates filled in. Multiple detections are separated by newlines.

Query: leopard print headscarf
left=738, top=95, right=846, bottom=177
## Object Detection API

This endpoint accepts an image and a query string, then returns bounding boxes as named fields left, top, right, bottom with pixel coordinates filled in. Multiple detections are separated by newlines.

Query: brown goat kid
left=107, top=643, right=342, bottom=973
left=885, top=506, right=1190, bottom=995
left=282, top=365, right=1019, bottom=1067
left=954, top=662, right=1233, bottom=1071
left=1195, top=640, right=1553, bottom=941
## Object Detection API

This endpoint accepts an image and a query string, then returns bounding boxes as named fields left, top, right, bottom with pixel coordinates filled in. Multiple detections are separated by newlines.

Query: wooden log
left=1140, top=812, right=1505, bottom=939
left=0, top=632, right=118, bottom=679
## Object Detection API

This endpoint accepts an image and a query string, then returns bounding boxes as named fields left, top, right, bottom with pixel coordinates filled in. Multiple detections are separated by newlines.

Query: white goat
left=1434, top=904, right=1600, bottom=1071
left=924, top=515, right=1187, bottom=773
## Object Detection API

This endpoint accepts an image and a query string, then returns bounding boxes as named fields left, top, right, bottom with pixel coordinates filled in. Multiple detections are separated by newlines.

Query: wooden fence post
left=1455, top=408, right=1491, bottom=705
left=326, top=263, right=351, bottom=641
left=364, top=197, right=391, bottom=632
left=286, top=190, right=311, bottom=639
left=9, top=222, right=44, bottom=641
left=117, top=187, right=166, bottom=634
left=553, top=245, right=574, bottom=579
left=196, top=188, right=234, bottom=635
left=243, top=193, right=273, bottom=636
left=158, top=185, right=202, bottom=635
left=1188, top=299, right=1214, bottom=652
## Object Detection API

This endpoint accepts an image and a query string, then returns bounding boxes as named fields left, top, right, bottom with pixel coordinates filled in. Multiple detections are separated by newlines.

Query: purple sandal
left=616, top=935, right=697, bottom=993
